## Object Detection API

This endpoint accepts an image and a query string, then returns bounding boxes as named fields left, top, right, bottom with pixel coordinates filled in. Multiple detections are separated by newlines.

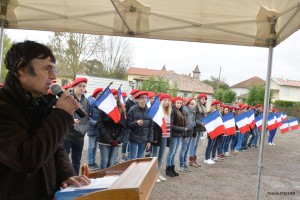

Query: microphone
left=50, top=84, right=87, bottom=118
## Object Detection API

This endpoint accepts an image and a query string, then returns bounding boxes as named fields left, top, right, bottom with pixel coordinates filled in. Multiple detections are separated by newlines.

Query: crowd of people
left=0, top=40, right=282, bottom=199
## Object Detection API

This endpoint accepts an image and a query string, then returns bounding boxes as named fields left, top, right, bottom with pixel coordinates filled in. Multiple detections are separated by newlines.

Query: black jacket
left=171, top=105, right=187, bottom=138
left=127, top=105, right=154, bottom=143
left=0, top=72, right=75, bottom=200
left=97, top=110, right=126, bottom=144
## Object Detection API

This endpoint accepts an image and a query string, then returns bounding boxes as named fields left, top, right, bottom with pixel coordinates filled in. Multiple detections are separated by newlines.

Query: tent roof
left=2, top=0, right=300, bottom=47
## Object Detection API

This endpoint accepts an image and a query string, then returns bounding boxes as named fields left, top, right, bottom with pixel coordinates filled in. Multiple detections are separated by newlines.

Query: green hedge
left=275, top=106, right=300, bottom=119
left=274, top=100, right=297, bottom=107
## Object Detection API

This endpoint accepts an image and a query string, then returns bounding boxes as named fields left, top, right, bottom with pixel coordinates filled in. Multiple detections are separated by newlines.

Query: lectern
left=76, top=157, right=158, bottom=200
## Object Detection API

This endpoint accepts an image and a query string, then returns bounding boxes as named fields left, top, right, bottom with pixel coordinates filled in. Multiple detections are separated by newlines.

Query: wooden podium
left=76, top=157, right=158, bottom=200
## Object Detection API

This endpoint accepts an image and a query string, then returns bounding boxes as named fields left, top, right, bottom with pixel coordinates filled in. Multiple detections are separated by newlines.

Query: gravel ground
left=81, top=129, right=300, bottom=200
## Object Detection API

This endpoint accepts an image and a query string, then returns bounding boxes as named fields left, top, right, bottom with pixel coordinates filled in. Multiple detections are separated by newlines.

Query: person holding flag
left=166, top=97, right=188, bottom=177
left=268, top=108, right=279, bottom=145
left=190, top=93, right=207, bottom=167
left=97, top=89, right=126, bottom=169
left=127, top=91, right=154, bottom=159
left=151, top=93, right=172, bottom=182
left=252, top=104, right=263, bottom=147
left=86, top=87, right=103, bottom=171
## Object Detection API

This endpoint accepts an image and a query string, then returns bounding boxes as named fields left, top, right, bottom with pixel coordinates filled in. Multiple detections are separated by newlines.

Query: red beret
left=92, top=88, right=103, bottom=97
left=211, top=100, right=221, bottom=106
left=121, top=92, right=127, bottom=98
left=130, top=89, right=140, bottom=95
left=185, top=97, right=195, bottom=106
left=147, top=92, right=156, bottom=99
left=241, top=105, right=248, bottom=110
left=197, top=93, right=207, bottom=100
left=160, top=93, right=171, bottom=101
left=63, top=84, right=72, bottom=89
left=235, top=107, right=241, bottom=111
left=238, top=103, right=244, bottom=108
left=134, top=91, right=148, bottom=99
left=110, top=89, right=118, bottom=96
left=172, top=96, right=184, bottom=104
left=255, top=104, right=262, bottom=108
left=71, top=77, right=88, bottom=86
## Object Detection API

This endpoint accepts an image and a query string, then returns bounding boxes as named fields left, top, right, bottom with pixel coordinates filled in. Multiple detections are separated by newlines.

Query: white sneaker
left=272, top=143, right=276, bottom=145
left=204, top=159, right=215, bottom=164
left=212, top=157, right=219, bottom=162
left=158, top=173, right=166, bottom=181
left=268, top=142, right=273, bottom=145
left=156, top=178, right=161, bottom=183
left=224, top=152, right=230, bottom=157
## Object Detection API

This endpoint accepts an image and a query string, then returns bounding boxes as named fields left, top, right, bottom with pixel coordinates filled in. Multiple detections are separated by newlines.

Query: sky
left=5, top=28, right=300, bottom=86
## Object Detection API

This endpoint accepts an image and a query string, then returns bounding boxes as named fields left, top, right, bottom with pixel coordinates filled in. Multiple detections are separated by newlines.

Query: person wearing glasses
left=0, top=41, right=90, bottom=200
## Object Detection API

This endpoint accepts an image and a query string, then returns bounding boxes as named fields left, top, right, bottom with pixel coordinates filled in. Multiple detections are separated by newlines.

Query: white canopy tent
left=1, top=1, right=300, bottom=199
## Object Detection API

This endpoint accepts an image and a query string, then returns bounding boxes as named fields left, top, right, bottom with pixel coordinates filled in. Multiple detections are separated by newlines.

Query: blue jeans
left=189, top=131, right=202, bottom=157
left=231, top=134, right=238, bottom=151
left=152, top=137, right=167, bottom=170
left=242, top=131, right=250, bottom=148
left=166, top=137, right=181, bottom=166
left=63, top=140, right=84, bottom=175
left=252, top=126, right=261, bottom=146
left=99, top=144, right=119, bottom=169
left=268, top=128, right=277, bottom=143
left=223, top=135, right=231, bottom=153
left=235, top=132, right=245, bottom=151
left=217, top=135, right=226, bottom=155
left=212, top=135, right=221, bottom=158
left=205, top=137, right=214, bottom=160
left=87, top=136, right=98, bottom=165
left=179, top=137, right=192, bottom=167
left=129, top=142, right=146, bottom=159
left=121, top=130, right=130, bottom=155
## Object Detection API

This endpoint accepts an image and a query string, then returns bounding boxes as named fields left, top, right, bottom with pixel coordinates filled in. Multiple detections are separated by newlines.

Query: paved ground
left=81, top=129, right=300, bottom=200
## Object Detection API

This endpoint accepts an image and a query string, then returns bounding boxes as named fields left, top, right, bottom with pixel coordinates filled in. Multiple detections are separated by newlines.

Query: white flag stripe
left=152, top=106, right=164, bottom=126
left=289, top=121, right=298, bottom=127
left=256, top=119, right=262, bottom=127
left=205, top=117, right=223, bottom=132
left=236, top=117, right=248, bottom=127
left=280, top=123, right=289, bottom=129
left=98, top=93, right=117, bottom=114
left=224, top=118, right=235, bottom=129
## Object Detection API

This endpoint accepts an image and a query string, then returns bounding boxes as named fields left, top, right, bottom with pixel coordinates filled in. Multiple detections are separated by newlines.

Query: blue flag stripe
left=93, top=87, right=110, bottom=107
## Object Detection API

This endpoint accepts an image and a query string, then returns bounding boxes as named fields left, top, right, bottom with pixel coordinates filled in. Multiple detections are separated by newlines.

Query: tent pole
left=255, top=42, right=274, bottom=200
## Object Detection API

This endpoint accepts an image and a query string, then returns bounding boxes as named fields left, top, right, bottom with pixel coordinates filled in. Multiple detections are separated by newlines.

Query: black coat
left=97, top=110, right=126, bottom=144
left=171, top=106, right=187, bottom=138
left=127, top=105, right=154, bottom=143
left=0, top=72, right=75, bottom=200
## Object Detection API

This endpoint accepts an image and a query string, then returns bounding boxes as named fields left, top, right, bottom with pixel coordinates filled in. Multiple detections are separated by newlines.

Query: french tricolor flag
left=146, top=98, right=151, bottom=108
left=235, top=112, right=250, bottom=134
left=267, top=113, right=276, bottom=131
left=288, top=118, right=299, bottom=130
left=146, top=96, right=167, bottom=135
left=222, top=113, right=236, bottom=135
left=276, top=113, right=282, bottom=128
left=94, top=87, right=121, bottom=123
left=280, top=121, right=289, bottom=134
left=246, top=109, right=255, bottom=129
left=201, top=110, right=225, bottom=139
left=255, top=114, right=263, bottom=132
left=281, top=112, right=287, bottom=121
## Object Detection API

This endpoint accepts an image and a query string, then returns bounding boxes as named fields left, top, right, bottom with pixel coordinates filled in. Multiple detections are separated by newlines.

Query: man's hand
left=55, top=93, right=80, bottom=115
left=136, top=119, right=144, bottom=126
left=61, top=175, right=91, bottom=188
left=146, top=142, right=151, bottom=150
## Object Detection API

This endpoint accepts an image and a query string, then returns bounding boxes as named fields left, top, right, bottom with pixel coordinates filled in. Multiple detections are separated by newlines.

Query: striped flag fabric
left=281, top=112, right=287, bottom=121
left=288, top=118, right=299, bottom=130
left=222, top=113, right=236, bottom=135
left=146, top=96, right=167, bottom=135
left=246, top=109, right=255, bottom=129
left=267, top=113, right=277, bottom=131
left=201, top=110, right=225, bottom=139
left=280, top=121, right=289, bottom=133
left=94, top=87, right=121, bottom=123
left=276, top=113, right=282, bottom=128
left=146, top=98, right=151, bottom=108
left=255, top=114, right=263, bottom=132
left=235, top=112, right=250, bottom=134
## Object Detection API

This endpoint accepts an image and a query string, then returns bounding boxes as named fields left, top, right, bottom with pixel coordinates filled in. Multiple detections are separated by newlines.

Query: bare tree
left=97, top=36, right=133, bottom=79
left=48, top=32, right=104, bottom=79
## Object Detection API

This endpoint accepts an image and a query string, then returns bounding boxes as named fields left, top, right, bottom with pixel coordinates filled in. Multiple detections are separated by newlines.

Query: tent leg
left=256, top=43, right=274, bottom=200
left=0, top=25, right=5, bottom=79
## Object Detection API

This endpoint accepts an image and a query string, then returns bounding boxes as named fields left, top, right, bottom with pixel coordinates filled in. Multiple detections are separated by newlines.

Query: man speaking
left=0, top=41, right=90, bottom=200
